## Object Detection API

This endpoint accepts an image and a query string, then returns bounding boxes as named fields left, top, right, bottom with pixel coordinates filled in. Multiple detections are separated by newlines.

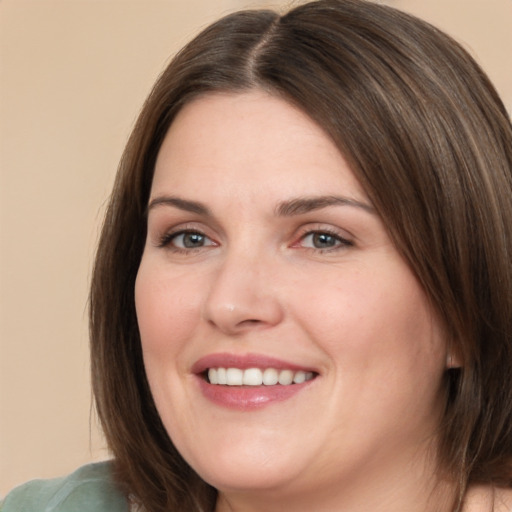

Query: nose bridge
left=203, top=241, right=283, bottom=333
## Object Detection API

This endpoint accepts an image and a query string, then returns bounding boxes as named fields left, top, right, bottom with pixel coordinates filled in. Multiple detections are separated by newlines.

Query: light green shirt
left=1, top=462, right=128, bottom=512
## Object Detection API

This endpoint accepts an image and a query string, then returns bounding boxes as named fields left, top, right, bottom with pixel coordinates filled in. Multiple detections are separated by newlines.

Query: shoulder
left=1, top=462, right=129, bottom=512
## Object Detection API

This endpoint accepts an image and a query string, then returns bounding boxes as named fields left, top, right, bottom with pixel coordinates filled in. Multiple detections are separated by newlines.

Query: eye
left=160, top=230, right=215, bottom=250
left=298, top=230, right=352, bottom=250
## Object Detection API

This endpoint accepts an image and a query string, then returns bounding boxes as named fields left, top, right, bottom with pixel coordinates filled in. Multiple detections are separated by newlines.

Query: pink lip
left=191, top=352, right=316, bottom=374
left=192, top=353, right=317, bottom=411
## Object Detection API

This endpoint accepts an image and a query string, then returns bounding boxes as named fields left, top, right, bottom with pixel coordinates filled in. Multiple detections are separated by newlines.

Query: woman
left=3, top=0, right=512, bottom=511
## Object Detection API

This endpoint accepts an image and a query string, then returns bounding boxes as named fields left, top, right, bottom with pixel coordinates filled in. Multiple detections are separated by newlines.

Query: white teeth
left=278, top=369, right=294, bottom=385
left=226, top=368, right=243, bottom=385
left=262, top=368, right=279, bottom=385
left=208, top=368, right=218, bottom=384
left=217, top=367, right=227, bottom=385
left=207, top=367, right=314, bottom=386
left=242, top=368, right=263, bottom=386
left=293, top=370, right=306, bottom=384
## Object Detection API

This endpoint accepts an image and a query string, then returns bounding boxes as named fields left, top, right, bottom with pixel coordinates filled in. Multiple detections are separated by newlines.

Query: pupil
left=313, top=233, right=335, bottom=248
left=184, top=233, right=204, bottom=248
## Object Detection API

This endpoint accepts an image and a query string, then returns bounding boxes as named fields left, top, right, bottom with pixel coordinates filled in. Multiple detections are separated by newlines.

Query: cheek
left=134, top=261, right=200, bottom=358
left=297, top=261, right=445, bottom=377
left=134, top=261, right=202, bottom=435
left=299, top=266, right=446, bottom=442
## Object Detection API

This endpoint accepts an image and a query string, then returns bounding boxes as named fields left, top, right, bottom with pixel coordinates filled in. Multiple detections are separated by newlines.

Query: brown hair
left=89, top=1, right=512, bottom=510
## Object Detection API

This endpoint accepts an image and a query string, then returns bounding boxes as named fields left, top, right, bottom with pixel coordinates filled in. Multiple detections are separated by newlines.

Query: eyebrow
left=146, top=194, right=375, bottom=217
left=276, top=195, right=375, bottom=216
left=147, top=196, right=212, bottom=216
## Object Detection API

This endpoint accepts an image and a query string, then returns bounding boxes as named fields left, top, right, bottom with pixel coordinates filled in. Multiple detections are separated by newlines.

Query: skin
left=135, top=90, right=456, bottom=511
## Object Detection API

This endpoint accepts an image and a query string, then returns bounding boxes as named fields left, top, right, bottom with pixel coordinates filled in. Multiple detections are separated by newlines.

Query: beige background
left=1, top=0, right=511, bottom=497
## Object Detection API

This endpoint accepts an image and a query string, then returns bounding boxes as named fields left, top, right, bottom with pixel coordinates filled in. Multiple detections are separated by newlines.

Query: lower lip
left=197, top=377, right=314, bottom=410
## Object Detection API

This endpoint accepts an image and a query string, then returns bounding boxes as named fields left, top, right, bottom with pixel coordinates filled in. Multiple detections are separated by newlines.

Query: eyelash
left=157, top=227, right=353, bottom=254
left=294, top=228, right=353, bottom=252
left=157, top=228, right=215, bottom=254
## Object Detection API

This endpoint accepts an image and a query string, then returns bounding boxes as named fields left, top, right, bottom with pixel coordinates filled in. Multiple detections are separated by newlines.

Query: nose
left=203, top=251, right=284, bottom=335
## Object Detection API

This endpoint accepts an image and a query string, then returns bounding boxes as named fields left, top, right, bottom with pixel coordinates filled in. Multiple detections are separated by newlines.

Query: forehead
left=151, top=90, right=367, bottom=204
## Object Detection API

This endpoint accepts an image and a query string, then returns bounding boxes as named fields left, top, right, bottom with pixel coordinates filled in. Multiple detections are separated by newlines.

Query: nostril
left=238, top=319, right=262, bottom=326
left=204, top=288, right=284, bottom=333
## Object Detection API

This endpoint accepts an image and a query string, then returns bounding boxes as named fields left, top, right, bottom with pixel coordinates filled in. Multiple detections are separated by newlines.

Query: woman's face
left=135, top=91, right=449, bottom=507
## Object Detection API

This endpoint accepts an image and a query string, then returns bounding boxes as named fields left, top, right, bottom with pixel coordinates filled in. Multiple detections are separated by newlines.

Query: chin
left=182, top=438, right=307, bottom=494
left=200, top=463, right=296, bottom=496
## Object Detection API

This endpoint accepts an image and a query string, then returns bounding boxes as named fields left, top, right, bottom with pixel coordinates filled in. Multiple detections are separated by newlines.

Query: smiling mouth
left=206, top=367, right=316, bottom=386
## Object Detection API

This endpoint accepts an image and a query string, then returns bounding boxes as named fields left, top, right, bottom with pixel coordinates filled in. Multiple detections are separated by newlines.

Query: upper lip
left=191, top=352, right=318, bottom=375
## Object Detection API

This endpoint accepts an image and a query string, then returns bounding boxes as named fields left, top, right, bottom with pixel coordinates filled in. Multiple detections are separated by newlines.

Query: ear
left=446, top=349, right=462, bottom=370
